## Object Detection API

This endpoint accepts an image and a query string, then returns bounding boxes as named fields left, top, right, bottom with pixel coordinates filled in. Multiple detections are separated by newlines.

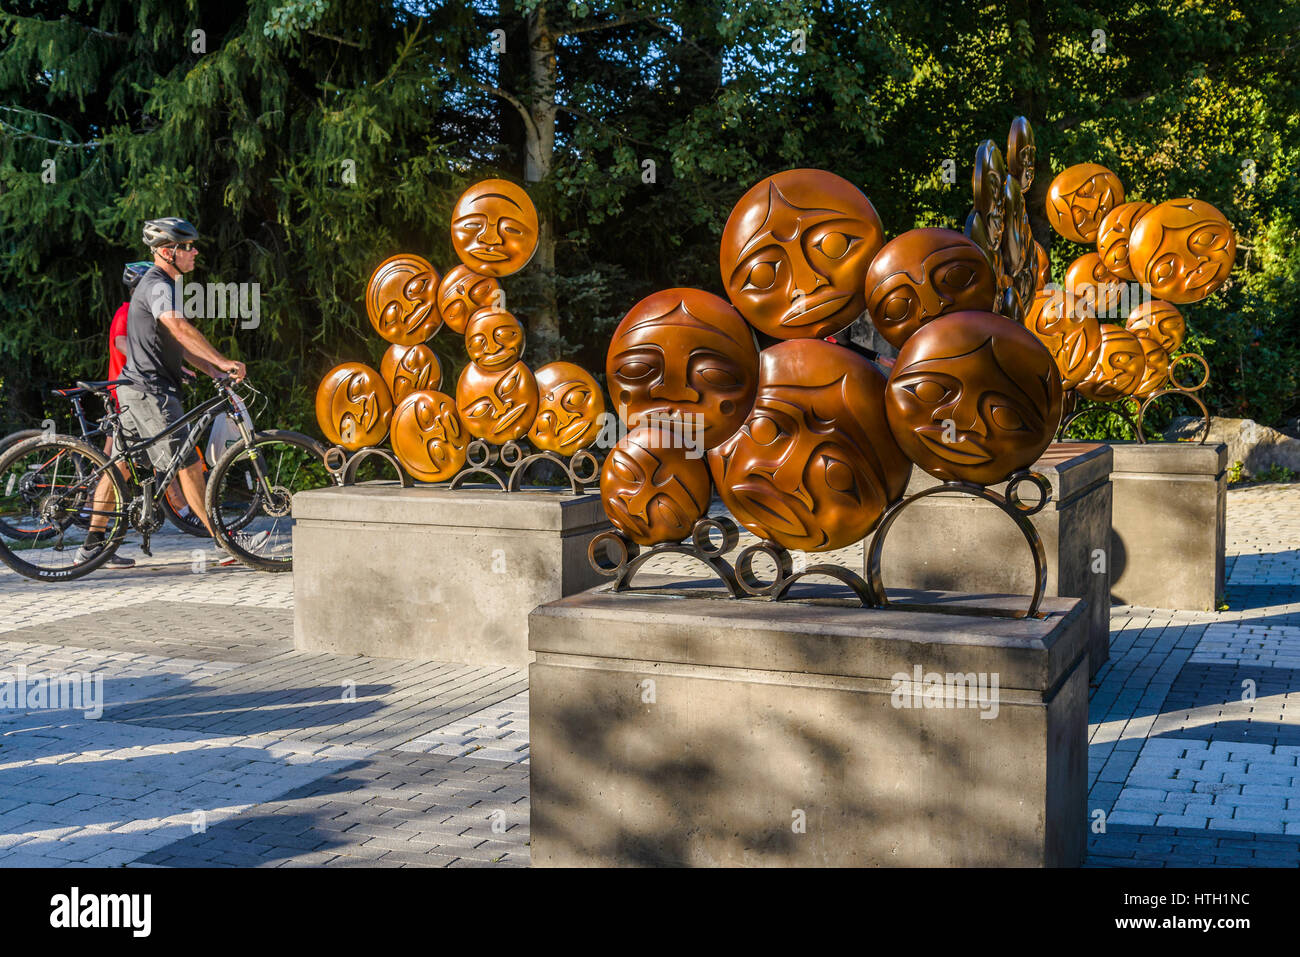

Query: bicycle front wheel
left=0, top=429, right=50, bottom=540
left=205, top=430, right=333, bottom=572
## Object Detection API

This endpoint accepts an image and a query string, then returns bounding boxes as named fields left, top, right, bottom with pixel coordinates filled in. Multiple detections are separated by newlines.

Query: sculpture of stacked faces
left=1075, top=324, right=1147, bottom=401
left=1046, top=164, right=1125, bottom=245
left=963, top=209, right=1000, bottom=281
left=606, top=288, right=758, bottom=450
left=456, top=361, right=539, bottom=443
left=719, top=169, right=884, bottom=339
left=465, top=308, right=525, bottom=373
left=1131, top=332, right=1171, bottom=398
left=450, top=179, right=539, bottom=278
left=708, top=339, right=911, bottom=552
left=1125, top=300, right=1186, bottom=354
left=601, top=425, right=713, bottom=546
left=1034, top=241, right=1050, bottom=292
left=366, top=255, right=443, bottom=345
left=884, top=312, right=1063, bottom=486
left=863, top=228, right=998, bottom=351
left=1129, top=198, right=1236, bottom=304
left=1007, top=116, right=1036, bottom=192
left=1066, top=252, right=1125, bottom=316
left=1095, top=201, right=1153, bottom=281
left=390, top=390, right=468, bottom=482
left=1001, top=176, right=1034, bottom=322
left=973, top=140, right=1008, bottom=252
left=1024, top=289, right=1102, bottom=390
left=315, top=362, right=394, bottom=450
left=437, top=265, right=502, bottom=335
left=380, top=343, right=442, bottom=406
left=529, top=362, right=606, bottom=456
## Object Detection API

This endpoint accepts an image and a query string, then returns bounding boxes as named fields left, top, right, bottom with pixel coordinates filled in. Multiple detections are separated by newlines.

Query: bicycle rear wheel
left=0, top=430, right=50, bottom=540
left=0, top=435, right=129, bottom=581
left=205, top=430, right=332, bottom=572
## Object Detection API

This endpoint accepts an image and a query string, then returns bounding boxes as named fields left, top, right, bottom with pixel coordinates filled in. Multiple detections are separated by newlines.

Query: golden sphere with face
left=529, top=362, right=606, bottom=456
left=602, top=425, right=713, bottom=546
left=437, top=265, right=502, bottom=335
left=1025, top=288, right=1102, bottom=391
left=365, top=254, right=442, bottom=345
left=456, top=360, right=539, bottom=443
left=1131, top=331, right=1171, bottom=399
left=380, top=343, right=442, bottom=406
left=1129, top=198, right=1236, bottom=304
left=1066, top=252, right=1126, bottom=317
left=390, top=390, right=468, bottom=482
left=315, top=362, right=394, bottom=450
left=465, top=308, right=526, bottom=373
left=1076, top=324, right=1147, bottom=401
left=1095, top=201, right=1153, bottom=282
left=450, top=179, right=539, bottom=278
left=1125, top=300, right=1186, bottom=354
left=1045, top=163, right=1125, bottom=245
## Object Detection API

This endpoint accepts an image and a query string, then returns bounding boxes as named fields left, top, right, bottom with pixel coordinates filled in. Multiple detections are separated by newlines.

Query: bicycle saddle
left=55, top=379, right=130, bottom=398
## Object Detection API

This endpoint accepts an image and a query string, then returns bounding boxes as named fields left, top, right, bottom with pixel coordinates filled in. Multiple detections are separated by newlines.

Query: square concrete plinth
left=870, top=443, right=1112, bottom=679
left=1105, top=442, right=1228, bottom=611
left=293, top=484, right=609, bottom=667
left=529, top=584, right=1088, bottom=867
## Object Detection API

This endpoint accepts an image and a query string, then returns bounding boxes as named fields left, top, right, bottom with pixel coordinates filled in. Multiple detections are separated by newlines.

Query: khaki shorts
left=117, top=384, right=200, bottom=473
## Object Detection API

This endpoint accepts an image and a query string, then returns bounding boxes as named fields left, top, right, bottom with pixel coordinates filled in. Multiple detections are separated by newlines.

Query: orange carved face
left=315, top=362, right=393, bottom=450
left=437, top=265, right=502, bottom=335
left=380, top=343, right=442, bottom=406
left=1046, top=164, right=1125, bottom=245
left=465, top=308, right=525, bottom=372
left=1025, top=289, right=1101, bottom=390
left=1034, top=241, right=1050, bottom=293
left=1007, top=116, right=1036, bottom=192
left=1125, top=299, right=1186, bottom=354
left=1131, top=332, right=1171, bottom=399
left=529, top=362, right=606, bottom=456
left=601, top=425, right=712, bottom=546
left=885, top=312, right=1063, bottom=486
left=365, top=255, right=442, bottom=345
left=390, top=390, right=468, bottom=482
left=1076, top=324, right=1147, bottom=401
left=1096, top=201, right=1153, bottom=282
left=1129, top=198, right=1236, bottom=304
left=455, top=360, right=539, bottom=443
left=450, top=179, right=539, bottom=278
left=973, top=140, right=1008, bottom=249
left=719, top=169, right=884, bottom=339
left=1066, top=252, right=1126, bottom=318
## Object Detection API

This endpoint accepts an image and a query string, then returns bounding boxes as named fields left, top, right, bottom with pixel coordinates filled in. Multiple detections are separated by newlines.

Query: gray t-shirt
left=124, top=265, right=185, bottom=394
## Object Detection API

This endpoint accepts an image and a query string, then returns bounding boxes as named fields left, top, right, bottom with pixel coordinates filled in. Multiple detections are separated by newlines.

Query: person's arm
left=158, top=311, right=246, bottom=380
left=113, top=335, right=128, bottom=357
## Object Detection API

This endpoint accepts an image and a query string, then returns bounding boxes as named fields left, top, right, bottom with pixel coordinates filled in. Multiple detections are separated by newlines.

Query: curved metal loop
left=464, top=440, right=498, bottom=469
left=323, top=445, right=348, bottom=479
left=1005, top=470, right=1052, bottom=516
left=569, top=449, right=601, bottom=485
left=338, top=447, right=412, bottom=488
left=586, top=518, right=743, bottom=597
left=866, top=481, right=1049, bottom=620
left=691, top=516, right=740, bottom=558
left=499, top=440, right=527, bottom=468
left=1168, top=352, right=1210, bottom=392
left=449, top=465, right=508, bottom=491
left=733, top=540, right=874, bottom=606
left=1137, top=387, right=1211, bottom=446
left=588, top=530, right=640, bottom=575
left=506, top=447, right=604, bottom=494
left=1057, top=398, right=1146, bottom=444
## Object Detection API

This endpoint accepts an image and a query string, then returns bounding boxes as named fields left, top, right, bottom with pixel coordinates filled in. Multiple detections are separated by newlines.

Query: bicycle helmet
left=142, top=217, right=200, bottom=249
left=122, top=261, right=152, bottom=290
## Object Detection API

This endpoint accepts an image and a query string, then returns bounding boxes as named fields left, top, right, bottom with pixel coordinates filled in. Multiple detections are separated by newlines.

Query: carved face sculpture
left=1025, top=289, right=1102, bottom=390
left=390, top=390, right=468, bottom=482
left=1002, top=175, right=1030, bottom=277
left=1007, top=116, right=1036, bottom=192
left=1076, top=324, right=1147, bottom=401
left=366, top=255, right=442, bottom=345
left=1129, top=198, right=1236, bottom=304
left=719, top=169, right=884, bottom=339
left=529, top=362, right=606, bottom=456
left=885, top=312, right=1063, bottom=486
left=1034, top=241, right=1050, bottom=292
left=1046, top=164, right=1125, bottom=245
left=973, top=140, right=1008, bottom=248
left=602, top=425, right=712, bottom=546
left=1095, top=201, right=1153, bottom=281
left=465, top=308, right=525, bottom=372
left=437, top=265, right=502, bottom=335
left=708, top=339, right=911, bottom=553
left=1015, top=240, right=1040, bottom=312
left=450, top=179, right=539, bottom=278
left=315, top=362, right=394, bottom=451
left=456, top=361, right=539, bottom=443
left=964, top=209, right=1001, bottom=279
left=380, top=343, right=442, bottom=406
left=607, top=288, right=758, bottom=449
left=1131, top=332, right=1171, bottom=398
left=864, top=228, right=997, bottom=351
left=1066, top=252, right=1125, bottom=317
left=1125, top=299, right=1186, bottom=354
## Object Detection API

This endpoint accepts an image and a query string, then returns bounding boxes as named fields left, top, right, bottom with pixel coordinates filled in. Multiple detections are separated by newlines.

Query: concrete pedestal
left=870, top=443, right=1113, bottom=679
left=292, top=484, right=609, bottom=667
left=529, top=582, right=1088, bottom=867
left=1105, top=442, right=1228, bottom=611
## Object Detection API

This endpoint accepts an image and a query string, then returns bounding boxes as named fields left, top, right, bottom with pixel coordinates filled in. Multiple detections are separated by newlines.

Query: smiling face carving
left=1076, top=324, right=1147, bottom=401
left=601, top=426, right=712, bottom=546
left=607, top=288, right=758, bottom=449
left=315, top=362, right=394, bottom=451
left=1046, top=164, right=1125, bottom=245
left=1096, top=201, right=1153, bottom=281
left=1025, top=289, right=1101, bottom=390
left=437, top=265, right=502, bottom=335
left=450, top=179, right=539, bottom=278
left=380, top=343, right=442, bottom=406
left=719, top=169, right=884, bottom=339
left=390, top=390, right=468, bottom=482
left=707, top=339, right=911, bottom=552
left=366, top=255, right=442, bottom=345
left=456, top=361, right=539, bottom=443
left=864, top=228, right=997, bottom=350
left=1066, top=252, right=1126, bottom=317
left=465, top=308, right=525, bottom=372
left=885, top=312, right=1063, bottom=486
left=1129, top=198, right=1236, bottom=304
left=529, top=362, right=606, bottom=456
left=1125, top=299, right=1186, bottom=354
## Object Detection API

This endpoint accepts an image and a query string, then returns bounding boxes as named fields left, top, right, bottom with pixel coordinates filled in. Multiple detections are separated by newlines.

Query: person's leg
left=176, top=459, right=214, bottom=536
left=85, top=434, right=117, bottom=539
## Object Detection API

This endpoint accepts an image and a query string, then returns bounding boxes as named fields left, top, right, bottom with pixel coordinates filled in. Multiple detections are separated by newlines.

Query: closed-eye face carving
left=366, top=255, right=442, bottom=345
left=437, top=265, right=502, bottom=335
left=1125, top=299, right=1185, bottom=354
left=1076, top=324, right=1147, bottom=401
left=390, top=390, right=467, bottom=482
left=315, top=362, right=394, bottom=450
left=601, top=426, right=712, bottom=546
left=456, top=361, right=539, bottom=443
left=450, top=179, right=539, bottom=278
left=381, top=343, right=442, bottom=405
left=529, top=362, right=606, bottom=455
left=1046, top=164, right=1125, bottom=245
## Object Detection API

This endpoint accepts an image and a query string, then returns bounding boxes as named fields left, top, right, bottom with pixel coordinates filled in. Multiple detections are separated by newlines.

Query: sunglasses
left=170, top=242, right=197, bottom=252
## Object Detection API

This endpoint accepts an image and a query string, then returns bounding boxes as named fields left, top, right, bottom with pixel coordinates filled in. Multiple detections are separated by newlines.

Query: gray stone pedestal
left=870, top=443, right=1113, bottom=678
left=292, top=484, right=609, bottom=667
left=529, top=582, right=1088, bottom=867
left=1105, top=442, right=1228, bottom=611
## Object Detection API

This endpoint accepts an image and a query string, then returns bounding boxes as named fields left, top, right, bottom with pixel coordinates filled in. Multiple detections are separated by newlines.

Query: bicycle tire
left=0, top=435, right=129, bottom=582
left=0, top=429, right=52, bottom=539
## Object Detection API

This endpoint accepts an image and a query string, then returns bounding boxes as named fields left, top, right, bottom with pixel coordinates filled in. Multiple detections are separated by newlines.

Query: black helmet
left=123, top=261, right=152, bottom=290
left=142, top=217, right=199, bottom=249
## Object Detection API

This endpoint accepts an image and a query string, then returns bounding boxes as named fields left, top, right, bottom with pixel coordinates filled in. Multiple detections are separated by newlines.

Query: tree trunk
left=525, top=2, right=560, bottom=362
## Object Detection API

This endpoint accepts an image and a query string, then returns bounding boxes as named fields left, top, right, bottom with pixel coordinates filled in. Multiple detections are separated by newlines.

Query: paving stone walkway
left=1, top=482, right=1297, bottom=867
